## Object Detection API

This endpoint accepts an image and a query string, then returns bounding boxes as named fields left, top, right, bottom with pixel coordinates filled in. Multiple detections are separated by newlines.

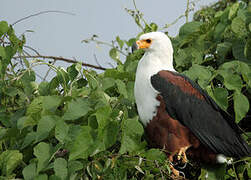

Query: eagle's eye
left=146, top=39, right=152, bottom=43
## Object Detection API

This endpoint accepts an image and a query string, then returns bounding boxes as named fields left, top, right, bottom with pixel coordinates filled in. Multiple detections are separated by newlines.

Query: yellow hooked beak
left=136, top=39, right=152, bottom=49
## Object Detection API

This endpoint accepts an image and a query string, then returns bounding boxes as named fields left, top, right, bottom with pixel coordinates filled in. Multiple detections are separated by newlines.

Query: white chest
left=134, top=52, right=175, bottom=126
left=134, top=70, right=159, bottom=126
left=134, top=55, right=165, bottom=126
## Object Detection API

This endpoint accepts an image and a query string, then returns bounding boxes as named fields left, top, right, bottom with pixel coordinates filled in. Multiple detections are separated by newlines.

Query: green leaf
left=219, top=71, right=243, bottom=91
left=144, top=149, right=166, bottom=161
left=36, top=115, right=57, bottom=142
left=231, top=16, right=247, bottom=36
left=185, top=64, right=212, bottom=81
left=97, top=121, right=119, bottom=151
left=42, top=96, right=62, bottom=112
left=68, top=160, right=83, bottom=176
left=95, top=106, right=111, bottom=128
left=233, top=91, right=249, bottom=123
left=17, top=116, right=36, bottom=130
left=212, top=88, right=228, bottom=111
left=116, top=79, right=128, bottom=98
left=0, top=21, right=9, bottom=37
left=101, top=77, right=115, bottom=90
left=248, top=167, right=251, bottom=179
left=126, top=38, right=136, bottom=47
left=21, top=70, right=37, bottom=95
left=23, top=58, right=30, bottom=68
left=48, top=175, right=60, bottom=180
left=0, top=127, right=7, bottom=139
left=63, top=98, right=91, bottom=120
left=183, top=64, right=212, bottom=88
left=0, top=150, right=23, bottom=176
left=55, top=120, right=69, bottom=143
left=54, top=158, right=68, bottom=180
left=232, top=39, right=248, bottom=61
left=228, top=3, right=239, bottom=19
left=76, top=78, right=88, bottom=88
left=67, top=64, right=79, bottom=81
left=174, top=48, right=190, bottom=68
left=116, top=36, right=124, bottom=50
left=56, top=67, right=70, bottom=85
left=21, top=131, right=36, bottom=149
left=38, top=81, right=50, bottom=96
left=69, top=126, right=95, bottom=160
left=150, top=23, right=158, bottom=31
left=225, top=75, right=243, bottom=91
left=35, top=174, right=48, bottom=180
left=0, top=46, right=6, bottom=59
left=214, top=22, right=227, bottom=40
left=119, top=116, right=144, bottom=154
left=179, top=21, right=202, bottom=37
left=243, top=72, right=251, bottom=88
left=244, top=38, right=251, bottom=60
left=109, top=48, right=121, bottom=64
left=34, top=142, right=52, bottom=173
left=22, top=163, right=37, bottom=180
left=104, top=69, right=134, bottom=80
left=126, top=81, right=135, bottom=102
left=5, top=45, right=16, bottom=61
left=4, top=87, right=18, bottom=97
left=216, top=42, right=232, bottom=59
left=21, top=70, right=36, bottom=84
left=200, top=164, right=226, bottom=180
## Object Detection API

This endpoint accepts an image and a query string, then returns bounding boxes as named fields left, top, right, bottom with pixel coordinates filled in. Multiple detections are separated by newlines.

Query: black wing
left=151, top=70, right=251, bottom=158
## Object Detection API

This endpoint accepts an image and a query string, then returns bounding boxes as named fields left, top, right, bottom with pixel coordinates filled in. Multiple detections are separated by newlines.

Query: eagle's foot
left=177, top=146, right=190, bottom=164
left=170, top=164, right=186, bottom=179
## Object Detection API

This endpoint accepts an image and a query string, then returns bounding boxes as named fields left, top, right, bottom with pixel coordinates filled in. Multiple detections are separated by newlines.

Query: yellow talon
left=177, top=146, right=190, bottom=163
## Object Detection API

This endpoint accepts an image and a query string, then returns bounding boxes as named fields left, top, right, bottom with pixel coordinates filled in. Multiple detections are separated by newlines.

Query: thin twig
left=35, top=72, right=45, bottom=81
left=12, top=55, right=107, bottom=70
left=107, top=62, right=115, bottom=68
left=94, top=40, right=127, bottom=56
left=93, top=54, right=102, bottom=68
left=162, top=14, right=185, bottom=29
left=185, top=0, right=190, bottom=22
left=154, top=160, right=165, bottom=180
left=43, top=60, right=56, bottom=81
left=132, top=0, right=148, bottom=28
left=24, top=45, right=41, bottom=56
left=12, top=10, right=75, bottom=26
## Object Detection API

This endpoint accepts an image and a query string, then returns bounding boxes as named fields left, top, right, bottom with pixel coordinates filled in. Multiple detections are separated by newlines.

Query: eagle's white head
left=136, top=32, right=173, bottom=55
left=135, top=31, right=175, bottom=72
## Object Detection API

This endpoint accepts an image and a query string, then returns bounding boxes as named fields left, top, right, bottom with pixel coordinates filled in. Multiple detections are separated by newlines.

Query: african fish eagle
left=134, top=31, right=251, bottom=176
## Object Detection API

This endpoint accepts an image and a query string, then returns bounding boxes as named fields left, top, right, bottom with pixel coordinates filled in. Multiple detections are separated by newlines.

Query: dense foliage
left=0, top=0, right=250, bottom=179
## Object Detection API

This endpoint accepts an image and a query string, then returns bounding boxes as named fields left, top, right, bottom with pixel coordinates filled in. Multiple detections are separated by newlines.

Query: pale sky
left=1, top=0, right=216, bottom=80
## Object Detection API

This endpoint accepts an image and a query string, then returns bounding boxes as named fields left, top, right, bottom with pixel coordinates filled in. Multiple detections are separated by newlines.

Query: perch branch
left=13, top=55, right=107, bottom=70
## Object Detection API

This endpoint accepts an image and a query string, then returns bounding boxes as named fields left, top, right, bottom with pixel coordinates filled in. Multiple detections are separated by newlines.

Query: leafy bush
left=0, top=0, right=250, bottom=179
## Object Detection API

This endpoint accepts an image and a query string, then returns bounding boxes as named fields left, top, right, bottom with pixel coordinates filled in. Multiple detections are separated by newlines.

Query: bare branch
left=12, top=10, right=75, bottom=26
left=13, top=55, right=107, bottom=70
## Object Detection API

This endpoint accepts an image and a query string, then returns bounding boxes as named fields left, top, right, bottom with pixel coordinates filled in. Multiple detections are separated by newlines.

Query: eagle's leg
left=170, top=164, right=180, bottom=177
left=168, top=146, right=191, bottom=178
left=168, top=152, right=180, bottom=177
left=177, top=146, right=190, bottom=163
